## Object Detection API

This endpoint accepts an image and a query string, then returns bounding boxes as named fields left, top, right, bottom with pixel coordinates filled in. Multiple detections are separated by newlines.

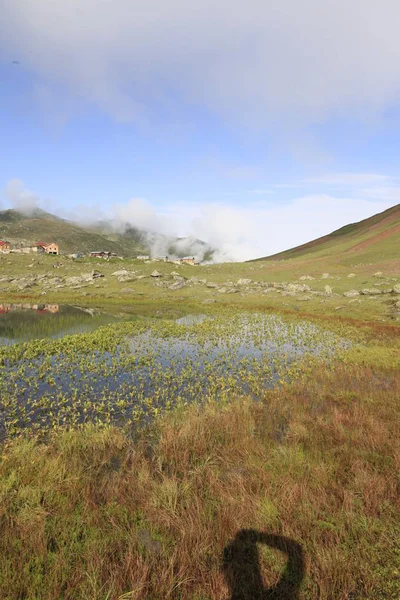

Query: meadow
left=0, top=254, right=399, bottom=599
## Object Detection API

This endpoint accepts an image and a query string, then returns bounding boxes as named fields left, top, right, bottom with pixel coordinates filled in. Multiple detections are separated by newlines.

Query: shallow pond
left=0, top=303, right=120, bottom=345
left=0, top=312, right=351, bottom=438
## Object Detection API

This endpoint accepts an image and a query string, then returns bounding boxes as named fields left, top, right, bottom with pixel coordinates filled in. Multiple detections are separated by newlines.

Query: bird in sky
left=12, top=60, right=20, bottom=65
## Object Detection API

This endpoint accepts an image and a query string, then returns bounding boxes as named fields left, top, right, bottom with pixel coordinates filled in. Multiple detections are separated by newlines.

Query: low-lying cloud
left=5, top=179, right=40, bottom=215
left=3, top=178, right=395, bottom=262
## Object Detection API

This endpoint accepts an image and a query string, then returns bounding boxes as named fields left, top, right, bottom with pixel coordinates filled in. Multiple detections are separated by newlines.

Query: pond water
left=0, top=312, right=351, bottom=438
left=0, top=303, right=120, bottom=345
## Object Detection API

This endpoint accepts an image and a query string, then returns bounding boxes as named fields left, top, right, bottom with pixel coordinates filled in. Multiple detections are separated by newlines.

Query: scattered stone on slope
left=286, top=283, right=312, bottom=293
left=91, top=270, right=104, bottom=279
left=360, top=288, right=382, bottom=295
left=373, top=271, right=384, bottom=277
left=118, top=274, right=138, bottom=283
left=168, top=280, right=186, bottom=291
left=324, top=285, right=333, bottom=295
left=299, top=275, right=314, bottom=280
left=343, top=290, right=360, bottom=298
left=151, top=270, right=163, bottom=278
left=347, top=273, right=356, bottom=278
left=237, top=278, right=252, bottom=285
left=321, top=273, right=330, bottom=279
left=111, top=269, right=133, bottom=277
left=393, top=284, right=400, bottom=294
left=206, top=282, right=219, bottom=289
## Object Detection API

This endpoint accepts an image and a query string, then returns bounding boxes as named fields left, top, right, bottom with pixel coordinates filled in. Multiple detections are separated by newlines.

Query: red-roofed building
left=0, top=241, right=11, bottom=253
left=36, top=242, right=59, bottom=255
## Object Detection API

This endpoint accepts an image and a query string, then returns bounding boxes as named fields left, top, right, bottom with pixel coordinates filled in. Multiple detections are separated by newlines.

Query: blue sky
left=1, top=0, right=400, bottom=260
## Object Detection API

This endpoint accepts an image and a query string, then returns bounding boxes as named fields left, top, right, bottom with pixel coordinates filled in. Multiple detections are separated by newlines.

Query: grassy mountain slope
left=255, top=203, right=400, bottom=266
left=0, top=209, right=140, bottom=255
left=0, top=210, right=214, bottom=258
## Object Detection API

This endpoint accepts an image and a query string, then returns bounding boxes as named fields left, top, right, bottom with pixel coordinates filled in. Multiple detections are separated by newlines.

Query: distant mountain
left=0, top=209, right=215, bottom=260
left=254, top=203, right=400, bottom=264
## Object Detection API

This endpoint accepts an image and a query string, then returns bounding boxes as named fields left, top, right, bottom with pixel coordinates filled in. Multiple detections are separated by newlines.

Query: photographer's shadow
left=223, top=530, right=304, bottom=600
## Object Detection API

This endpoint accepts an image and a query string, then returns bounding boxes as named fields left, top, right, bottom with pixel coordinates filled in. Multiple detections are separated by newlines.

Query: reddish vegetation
left=0, top=360, right=399, bottom=599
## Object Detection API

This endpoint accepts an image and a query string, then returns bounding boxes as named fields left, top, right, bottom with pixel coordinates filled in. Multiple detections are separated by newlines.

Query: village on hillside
left=0, top=240, right=199, bottom=265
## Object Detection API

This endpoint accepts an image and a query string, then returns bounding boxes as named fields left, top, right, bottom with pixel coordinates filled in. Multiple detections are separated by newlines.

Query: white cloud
left=2, top=1, right=400, bottom=130
left=3, top=178, right=396, bottom=261
left=5, top=179, right=40, bottom=214
left=183, top=195, right=394, bottom=261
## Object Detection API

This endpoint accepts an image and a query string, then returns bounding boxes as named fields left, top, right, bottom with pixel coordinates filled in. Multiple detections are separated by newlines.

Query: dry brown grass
left=0, top=361, right=399, bottom=599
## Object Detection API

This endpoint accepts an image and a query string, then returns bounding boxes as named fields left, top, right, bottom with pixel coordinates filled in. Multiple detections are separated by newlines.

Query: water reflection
left=0, top=303, right=60, bottom=314
left=0, top=303, right=119, bottom=345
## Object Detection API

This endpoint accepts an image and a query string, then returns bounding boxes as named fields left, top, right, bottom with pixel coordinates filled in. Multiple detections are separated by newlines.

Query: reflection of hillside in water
left=0, top=303, right=59, bottom=314
left=0, top=304, right=119, bottom=344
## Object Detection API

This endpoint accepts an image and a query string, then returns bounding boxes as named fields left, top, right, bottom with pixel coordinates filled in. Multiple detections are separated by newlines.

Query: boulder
left=151, top=270, right=163, bottom=278
left=237, top=278, right=252, bottom=285
left=118, top=275, right=137, bottom=283
left=286, top=283, right=312, bottom=293
left=321, top=273, right=330, bottom=279
left=360, top=288, right=382, bottom=295
left=206, top=282, right=219, bottom=289
left=347, top=273, right=356, bottom=278
left=65, top=276, right=84, bottom=286
left=91, top=270, right=104, bottom=279
left=111, top=269, right=132, bottom=277
left=343, top=290, right=360, bottom=298
left=393, top=285, right=400, bottom=294
left=324, top=285, right=333, bottom=295
left=299, top=275, right=315, bottom=281
left=168, top=280, right=186, bottom=291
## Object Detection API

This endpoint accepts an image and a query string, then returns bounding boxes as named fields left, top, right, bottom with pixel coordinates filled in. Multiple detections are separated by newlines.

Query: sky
left=1, top=0, right=400, bottom=261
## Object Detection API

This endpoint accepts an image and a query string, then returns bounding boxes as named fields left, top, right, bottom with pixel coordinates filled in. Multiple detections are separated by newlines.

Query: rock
left=287, top=283, right=312, bottom=293
left=237, top=278, right=252, bottom=285
left=151, top=270, right=163, bottom=278
left=322, top=273, right=330, bottom=279
left=393, top=285, right=400, bottom=294
left=395, top=300, right=400, bottom=310
left=202, top=298, right=216, bottom=304
left=335, top=306, right=345, bottom=311
left=299, top=275, right=315, bottom=281
left=348, top=298, right=361, bottom=304
left=373, top=271, right=383, bottom=277
left=168, top=280, right=186, bottom=291
left=91, top=270, right=104, bottom=278
left=65, top=276, right=84, bottom=286
left=80, top=272, right=95, bottom=282
left=206, top=282, right=219, bottom=289
left=360, top=288, right=382, bottom=295
left=118, top=275, right=137, bottom=283
left=343, top=290, right=360, bottom=298
left=218, top=287, right=228, bottom=293
left=111, top=269, right=132, bottom=277
left=324, top=285, right=333, bottom=295
left=347, top=273, right=356, bottom=278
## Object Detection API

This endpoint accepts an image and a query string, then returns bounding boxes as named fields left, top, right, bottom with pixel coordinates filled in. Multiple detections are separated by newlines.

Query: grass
left=0, top=359, right=399, bottom=599
left=0, top=252, right=400, bottom=599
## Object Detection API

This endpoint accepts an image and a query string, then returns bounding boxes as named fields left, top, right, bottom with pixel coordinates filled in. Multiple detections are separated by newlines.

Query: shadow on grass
left=223, top=530, right=305, bottom=599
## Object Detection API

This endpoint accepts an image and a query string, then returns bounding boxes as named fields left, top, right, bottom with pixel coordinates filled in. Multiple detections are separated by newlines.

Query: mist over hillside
left=0, top=209, right=217, bottom=261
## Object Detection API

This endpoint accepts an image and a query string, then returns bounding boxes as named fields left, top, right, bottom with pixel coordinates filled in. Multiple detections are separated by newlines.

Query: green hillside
left=255, top=203, right=400, bottom=266
left=0, top=209, right=214, bottom=258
